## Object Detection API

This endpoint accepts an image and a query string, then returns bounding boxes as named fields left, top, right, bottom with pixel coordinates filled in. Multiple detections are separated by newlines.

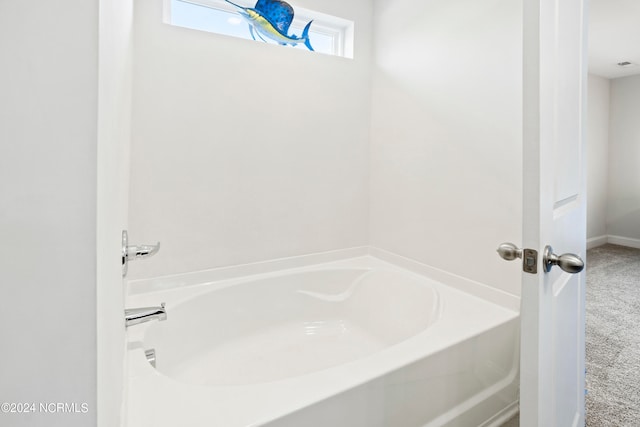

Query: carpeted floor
left=585, top=244, right=640, bottom=426
left=501, top=244, right=640, bottom=427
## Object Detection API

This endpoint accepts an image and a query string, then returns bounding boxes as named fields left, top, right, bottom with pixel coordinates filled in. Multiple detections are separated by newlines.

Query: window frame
left=165, top=0, right=355, bottom=58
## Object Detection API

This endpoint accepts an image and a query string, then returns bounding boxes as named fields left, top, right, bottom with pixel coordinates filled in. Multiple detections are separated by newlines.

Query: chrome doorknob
left=543, top=246, right=584, bottom=274
left=497, top=243, right=523, bottom=261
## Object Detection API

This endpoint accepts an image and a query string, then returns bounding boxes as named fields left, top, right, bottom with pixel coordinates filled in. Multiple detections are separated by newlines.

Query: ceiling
left=589, top=0, right=640, bottom=79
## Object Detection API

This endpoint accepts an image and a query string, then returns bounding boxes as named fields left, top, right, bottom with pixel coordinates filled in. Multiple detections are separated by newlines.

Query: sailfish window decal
left=222, top=0, right=314, bottom=51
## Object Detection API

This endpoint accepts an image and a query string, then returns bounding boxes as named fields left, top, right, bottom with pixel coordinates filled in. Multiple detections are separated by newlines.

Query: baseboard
left=607, top=235, right=640, bottom=249
left=587, top=235, right=640, bottom=250
left=587, top=235, right=608, bottom=249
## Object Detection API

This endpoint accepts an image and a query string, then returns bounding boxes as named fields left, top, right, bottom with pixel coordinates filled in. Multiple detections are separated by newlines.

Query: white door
left=520, top=0, right=588, bottom=426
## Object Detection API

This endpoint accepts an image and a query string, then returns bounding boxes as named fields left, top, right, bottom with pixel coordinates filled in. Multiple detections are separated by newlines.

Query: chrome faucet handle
left=126, top=242, right=161, bottom=260
left=122, top=230, right=161, bottom=277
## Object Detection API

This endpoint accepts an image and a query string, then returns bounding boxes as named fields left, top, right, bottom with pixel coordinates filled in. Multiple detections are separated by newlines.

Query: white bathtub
left=125, top=252, right=519, bottom=427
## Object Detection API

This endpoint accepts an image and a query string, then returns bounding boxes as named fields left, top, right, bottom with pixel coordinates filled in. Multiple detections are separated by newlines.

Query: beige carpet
left=585, top=244, right=640, bottom=426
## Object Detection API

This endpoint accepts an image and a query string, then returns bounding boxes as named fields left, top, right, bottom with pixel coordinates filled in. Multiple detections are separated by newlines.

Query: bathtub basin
left=144, top=269, right=440, bottom=386
left=126, top=253, right=519, bottom=427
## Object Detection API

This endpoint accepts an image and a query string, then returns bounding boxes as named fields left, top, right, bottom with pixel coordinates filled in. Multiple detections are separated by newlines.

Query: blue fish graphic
left=223, top=0, right=314, bottom=51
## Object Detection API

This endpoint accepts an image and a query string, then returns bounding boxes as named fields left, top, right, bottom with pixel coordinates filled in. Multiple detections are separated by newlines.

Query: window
left=166, top=0, right=354, bottom=58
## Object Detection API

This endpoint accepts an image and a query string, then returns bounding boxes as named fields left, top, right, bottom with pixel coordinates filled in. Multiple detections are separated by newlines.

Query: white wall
left=97, top=0, right=133, bottom=426
left=607, top=75, right=640, bottom=241
left=0, top=1, right=98, bottom=426
left=369, top=0, right=523, bottom=296
left=127, top=0, right=373, bottom=279
left=586, top=74, right=610, bottom=243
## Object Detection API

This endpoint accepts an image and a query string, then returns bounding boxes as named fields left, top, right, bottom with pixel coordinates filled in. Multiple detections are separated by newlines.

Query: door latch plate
left=523, top=249, right=538, bottom=274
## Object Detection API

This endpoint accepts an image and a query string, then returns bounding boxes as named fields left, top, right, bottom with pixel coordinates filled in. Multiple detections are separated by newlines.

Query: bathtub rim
left=127, top=245, right=520, bottom=312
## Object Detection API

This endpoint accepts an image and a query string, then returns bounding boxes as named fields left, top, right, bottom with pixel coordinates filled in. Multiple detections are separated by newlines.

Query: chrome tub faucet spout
left=125, top=303, right=167, bottom=327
